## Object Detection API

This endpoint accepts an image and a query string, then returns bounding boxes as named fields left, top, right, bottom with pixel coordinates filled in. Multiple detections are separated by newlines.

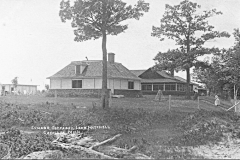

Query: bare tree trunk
left=101, top=31, right=109, bottom=109
left=101, top=2, right=109, bottom=109
left=185, top=29, right=191, bottom=99
left=208, top=88, right=211, bottom=96
left=170, top=68, right=174, bottom=76
left=234, top=84, right=238, bottom=104
left=236, top=87, right=239, bottom=98
left=186, top=67, right=191, bottom=99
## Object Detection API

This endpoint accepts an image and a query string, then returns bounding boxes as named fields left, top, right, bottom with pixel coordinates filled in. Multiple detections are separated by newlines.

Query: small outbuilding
left=0, top=84, right=38, bottom=95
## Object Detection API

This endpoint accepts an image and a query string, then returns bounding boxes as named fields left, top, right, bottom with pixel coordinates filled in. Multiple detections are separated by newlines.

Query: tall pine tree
left=60, top=0, right=149, bottom=108
left=152, top=0, right=229, bottom=98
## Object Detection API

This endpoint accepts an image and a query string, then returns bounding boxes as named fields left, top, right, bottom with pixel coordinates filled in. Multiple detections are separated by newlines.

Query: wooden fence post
left=54, top=90, right=57, bottom=105
left=169, top=95, right=171, bottom=111
left=235, top=100, right=237, bottom=112
left=198, top=96, right=200, bottom=109
left=109, top=90, right=112, bottom=108
left=237, top=102, right=240, bottom=115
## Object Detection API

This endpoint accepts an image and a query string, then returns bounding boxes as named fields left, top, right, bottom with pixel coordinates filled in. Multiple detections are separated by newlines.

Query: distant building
left=0, top=84, right=38, bottom=95
left=131, top=68, right=195, bottom=95
left=47, top=53, right=142, bottom=97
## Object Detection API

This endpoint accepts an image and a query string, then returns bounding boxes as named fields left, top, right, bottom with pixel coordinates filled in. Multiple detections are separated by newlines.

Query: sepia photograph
left=0, top=0, right=240, bottom=159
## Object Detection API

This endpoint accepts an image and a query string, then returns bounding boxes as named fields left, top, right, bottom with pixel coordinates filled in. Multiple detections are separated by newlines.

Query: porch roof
left=141, top=79, right=182, bottom=83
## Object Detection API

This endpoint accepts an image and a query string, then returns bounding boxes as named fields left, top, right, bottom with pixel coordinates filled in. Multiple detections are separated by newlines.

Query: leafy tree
left=153, top=49, right=182, bottom=76
left=1, top=85, right=5, bottom=96
left=151, top=0, right=230, bottom=98
left=224, top=53, right=240, bottom=103
left=45, top=84, right=50, bottom=90
left=192, top=58, right=215, bottom=95
left=11, top=77, right=18, bottom=91
left=218, top=29, right=240, bottom=103
left=194, top=29, right=240, bottom=101
left=59, top=0, right=149, bottom=108
left=233, top=28, right=240, bottom=47
left=192, top=58, right=227, bottom=96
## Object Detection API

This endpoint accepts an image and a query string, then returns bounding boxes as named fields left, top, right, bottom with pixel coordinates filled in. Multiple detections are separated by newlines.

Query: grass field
left=0, top=94, right=230, bottom=158
left=0, top=94, right=223, bottom=111
left=0, top=94, right=223, bottom=141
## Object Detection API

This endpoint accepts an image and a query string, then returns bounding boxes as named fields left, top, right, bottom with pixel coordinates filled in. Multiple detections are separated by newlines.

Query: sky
left=0, top=0, right=239, bottom=90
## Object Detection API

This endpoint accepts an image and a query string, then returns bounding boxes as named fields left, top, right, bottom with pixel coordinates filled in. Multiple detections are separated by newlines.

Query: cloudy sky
left=0, top=0, right=239, bottom=90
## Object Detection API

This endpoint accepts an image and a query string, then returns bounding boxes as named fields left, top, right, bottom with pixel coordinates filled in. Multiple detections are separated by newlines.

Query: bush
left=0, top=128, right=57, bottom=158
left=167, top=109, right=240, bottom=146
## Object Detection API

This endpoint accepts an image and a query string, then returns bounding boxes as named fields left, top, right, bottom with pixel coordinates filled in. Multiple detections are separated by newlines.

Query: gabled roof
left=131, top=68, right=175, bottom=79
left=156, top=71, right=174, bottom=79
left=47, top=60, right=141, bottom=80
left=130, top=69, right=196, bottom=84
left=130, top=70, right=145, bottom=77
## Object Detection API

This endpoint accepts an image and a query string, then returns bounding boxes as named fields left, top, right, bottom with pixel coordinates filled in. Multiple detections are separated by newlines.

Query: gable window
left=128, top=81, right=134, bottom=89
left=72, top=80, right=82, bottom=88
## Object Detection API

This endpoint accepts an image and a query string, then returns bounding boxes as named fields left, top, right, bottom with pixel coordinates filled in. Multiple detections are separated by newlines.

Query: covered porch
left=141, top=82, right=193, bottom=95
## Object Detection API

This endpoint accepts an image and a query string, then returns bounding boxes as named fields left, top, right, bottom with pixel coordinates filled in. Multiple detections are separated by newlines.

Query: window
left=75, top=65, right=80, bottom=75
left=165, top=84, right=170, bottom=91
left=171, top=84, right=176, bottom=91
left=75, top=65, right=86, bottom=75
left=177, top=84, right=185, bottom=91
left=153, top=84, right=164, bottom=91
left=177, top=84, right=192, bottom=91
left=165, top=84, right=176, bottom=91
left=128, top=81, right=134, bottom=89
left=72, top=80, right=82, bottom=88
left=142, top=84, right=152, bottom=91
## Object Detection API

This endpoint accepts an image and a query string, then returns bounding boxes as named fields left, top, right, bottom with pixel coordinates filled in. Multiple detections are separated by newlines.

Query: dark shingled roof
left=130, top=69, right=175, bottom=79
left=47, top=60, right=141, bottom=80
left=141, top=79, right=180, bottom=83
left=130, top=70, right=145, bottom=77
left=130, top=69, right=196, bottom=84
left=156, top=71, right=174, bottom=79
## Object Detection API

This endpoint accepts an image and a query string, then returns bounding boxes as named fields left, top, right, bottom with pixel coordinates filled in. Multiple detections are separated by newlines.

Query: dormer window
left=75, top=65, right=80, bottom=75
left=75, top=65, right=86, bottom=75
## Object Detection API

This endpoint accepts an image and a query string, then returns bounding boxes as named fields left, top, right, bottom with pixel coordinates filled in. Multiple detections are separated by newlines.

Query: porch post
left=152, top=84, right=153, bottom=91
left=176, top=83, right=177, bottom=91
left=163, top=83, right=165, bottom=91
left=120, top=80, right=121, bottom=89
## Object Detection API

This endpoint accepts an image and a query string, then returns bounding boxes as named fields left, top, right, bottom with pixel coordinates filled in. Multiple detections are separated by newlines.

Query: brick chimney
left=108, top=53, right=115, bottom=63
